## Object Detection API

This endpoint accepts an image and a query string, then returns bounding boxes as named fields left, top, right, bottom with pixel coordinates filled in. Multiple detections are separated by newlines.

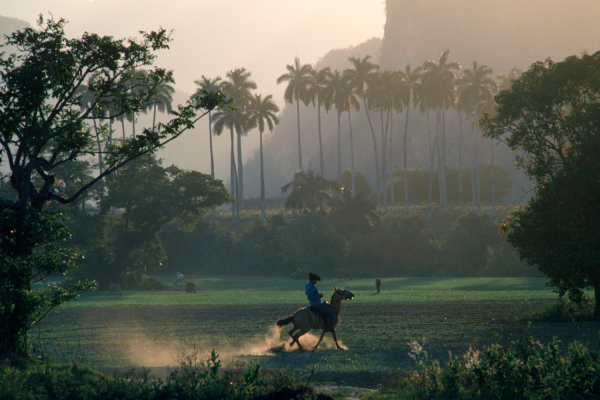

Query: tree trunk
left=296, top=99, right=303, bottom=171
left=427, top=126, right=439, bottom=222
left=237, top=129, right=244, bottom=206
left=380, top=111, right=388, bottom=213
left=458, top=110, right=463, bottom=203
left=317, top=95, right=324, bottom=177
left=209, top=111, right=215, bottom=179
left=230, top=127, right=236, bottom=224
left=491, top=137, right=496, bottom=217
left=595, top=285, right=600, bottom=317
left=441, top=108, right=448, bottom=213
left=475, top=101, right=482, bottom=217
left=348, top=111, right=356, bottom=196
left=403, top=98, right=411, bottom=214
left=390, top=111, right=394, bottom=205
left=337, top=109, right=342, bottom=184
left=362, top=97, right=381, bottom=212
left=260, top=130, right=266, bottom=220
left=470, top=116, right=476, bottom=205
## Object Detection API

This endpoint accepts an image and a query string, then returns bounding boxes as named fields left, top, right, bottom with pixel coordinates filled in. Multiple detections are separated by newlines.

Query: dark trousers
left=313, top=303, right=334, bottom=329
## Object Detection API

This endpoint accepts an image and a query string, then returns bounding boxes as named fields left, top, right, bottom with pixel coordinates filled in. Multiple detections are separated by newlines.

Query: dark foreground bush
left=374, top=338, right=600, bottom=400
left=0, top=350, right=331, bottom=400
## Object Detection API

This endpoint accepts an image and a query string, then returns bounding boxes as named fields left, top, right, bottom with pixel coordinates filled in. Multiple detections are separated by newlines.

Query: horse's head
left=333, top=286, right=354, bottom=301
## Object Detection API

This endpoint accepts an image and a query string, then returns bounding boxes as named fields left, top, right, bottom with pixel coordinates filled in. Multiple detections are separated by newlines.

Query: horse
left=185, top=282, right=195, bottom=294
left=276, top=286, right=354, bottom=352
left=109, top=282, right=121, bottom=296
left=173, top=273, right=185, bottom=286
left=338, top=269, right=352, bottom=281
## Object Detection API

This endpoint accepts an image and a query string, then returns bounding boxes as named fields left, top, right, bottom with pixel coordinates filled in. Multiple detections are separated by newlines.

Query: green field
left=33, top=277, right=600, bottom=387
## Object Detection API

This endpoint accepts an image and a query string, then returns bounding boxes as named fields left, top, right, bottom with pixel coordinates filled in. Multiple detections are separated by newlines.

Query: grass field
left=32, top=277, right=600, bottom=387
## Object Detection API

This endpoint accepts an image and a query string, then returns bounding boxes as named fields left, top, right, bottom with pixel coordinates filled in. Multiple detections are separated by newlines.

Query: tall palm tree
left=193, top=76, right=222, bottom=180
left=124, top=68, right=149, bottom=138
left=458, top=60, right=497, bottom=216
left=281, top=169, right=339, bottom=213
left=247, top=94, right=280, bottom=220
left=421, top=50, right=460, bottom=213
left=342, top=78, right=361, bottom=196
left=150, top=81, right=174, bottom=130
left=76, top=80, right=105, bottom=179
left=323, top=69, right=348, bottom=185
left=277, top=57, right=312, bottom=171
left=224, top=68, right=257, bottom=204
left=397, top=63, right=422, bottom=213
left=344, top=55, right=381, bottom=211
left=306, top=66, right=331, bottom=177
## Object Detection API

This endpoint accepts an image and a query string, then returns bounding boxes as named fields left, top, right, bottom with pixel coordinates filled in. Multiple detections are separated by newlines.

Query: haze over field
left=2, top=0, right=599, bottom=197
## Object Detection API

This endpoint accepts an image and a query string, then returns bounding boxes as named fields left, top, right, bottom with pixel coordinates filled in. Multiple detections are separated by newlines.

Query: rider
left=305, top=273, right=335, bottom=333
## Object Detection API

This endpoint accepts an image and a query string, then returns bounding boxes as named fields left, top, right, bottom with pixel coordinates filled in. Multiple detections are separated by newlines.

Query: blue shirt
left=305, top=281, right=322, bottom=306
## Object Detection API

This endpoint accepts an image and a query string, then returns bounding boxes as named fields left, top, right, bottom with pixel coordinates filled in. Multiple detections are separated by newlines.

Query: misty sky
left=4, top=0, right=386, bottom=107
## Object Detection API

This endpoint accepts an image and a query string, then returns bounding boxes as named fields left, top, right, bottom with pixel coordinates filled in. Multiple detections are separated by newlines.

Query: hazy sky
left=4, top=0, right=386, bottom=107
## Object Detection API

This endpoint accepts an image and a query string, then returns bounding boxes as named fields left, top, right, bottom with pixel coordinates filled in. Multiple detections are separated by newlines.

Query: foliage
left=443, top=213, right=505, bottom=276
left=279, top=213, right=350, bottom=274
left=0, top=350, right=316, bottom=400
left=498, top=136, right=600, bottom=314
left=485, top=52, right=600, bottom=315
left=375, top=338, right=600, bottom=400
left=281, top=169, right=340, bottom=213
left=0, top=16, right=229, bottom=361
left=483, top=50, right=600, bottom=184
left=520, top=296, right=595, bottom=323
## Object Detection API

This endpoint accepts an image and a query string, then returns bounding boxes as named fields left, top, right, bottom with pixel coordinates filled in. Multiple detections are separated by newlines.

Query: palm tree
left=150, top=81, right=174, bottom=130
left=421, top=50, right=460, bottom=213
left=344, top=55, right=381, bottom=211
left=277, top=57, right=312, bottom=171
left=457, top=60, right=497, bottom=216
left=76, top=80, right=105, bottom=178
left=247, top=94, right=280, bottom=219
left=124, top=68, right=149, bottom=138
left=342, top=79, right=361, bottom=196
left=496, top=67, right=522, bottom=91
left=224, top=68, right=257, bottom=204
left=397, top=63, right=422, bottom=213
left=193, top=76, right=222, bottom=180
left=306, top=66, right=331, bottom=177
left=323, top=69, right=348, bottom=185
left=281, top=169, right=340, bottom=214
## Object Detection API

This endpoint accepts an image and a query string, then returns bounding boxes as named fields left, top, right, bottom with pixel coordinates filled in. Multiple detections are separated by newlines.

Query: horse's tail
left=276, top=315, right=294, bottom=327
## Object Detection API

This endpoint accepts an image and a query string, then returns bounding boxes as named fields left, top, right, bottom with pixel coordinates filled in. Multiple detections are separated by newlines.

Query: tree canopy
left=0, top=16, right=230, bottom=361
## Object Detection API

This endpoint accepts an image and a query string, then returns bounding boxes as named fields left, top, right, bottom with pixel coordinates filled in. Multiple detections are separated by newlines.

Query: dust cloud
left=123, top=325, right=346, bottom=367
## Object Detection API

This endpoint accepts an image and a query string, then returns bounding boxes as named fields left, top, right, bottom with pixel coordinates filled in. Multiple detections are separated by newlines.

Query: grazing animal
left=276, top=286, right=354, bottom=352
left=173, top=273, right=185, bottom=286
left=185, top=282, right=195, bottom=294
left=376, top=278, right=381, bottom=293
left=109, top=283, right=121, bottom=296
left=338, top=269, right=352, bottom=281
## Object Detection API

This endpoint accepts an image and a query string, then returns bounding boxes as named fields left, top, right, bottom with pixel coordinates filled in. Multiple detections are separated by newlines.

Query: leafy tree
left=0, top=16, right=229, bottom=361
left=281, top=169, right=340, bottom=214
left=276, top=57, right=312, bottom=171
left=485, top=51, right=600, bottom=314
left=247, top=94, right=279, bottom=219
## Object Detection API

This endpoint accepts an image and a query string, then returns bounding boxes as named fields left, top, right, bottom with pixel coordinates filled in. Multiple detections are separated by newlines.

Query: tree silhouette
left=281, top=169, right=340, bottom=213
left=193, top=75, right=222, bottom=179
left=306, top=66, right=331, bottom=177
left=345, top=55, right=381, bottom=211
left=277, top=57, right=312, bottom=171
left=247, top=94, right=279, bottom=219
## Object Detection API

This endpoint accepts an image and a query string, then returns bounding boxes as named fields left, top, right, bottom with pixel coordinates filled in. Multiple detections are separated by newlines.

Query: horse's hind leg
left=288, top=325, right=299, bottom=347
left=331, top=331, right=343, bottom=350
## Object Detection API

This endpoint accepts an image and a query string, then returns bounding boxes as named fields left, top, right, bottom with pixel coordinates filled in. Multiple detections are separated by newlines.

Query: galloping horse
left=276, top=286, right=354, bottom=352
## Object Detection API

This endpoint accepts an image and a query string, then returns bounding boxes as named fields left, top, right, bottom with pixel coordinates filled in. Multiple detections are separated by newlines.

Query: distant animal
left=376, top=278, right=381, bottom=293
left=173, top=273, right=185, bottom=286
left=338, top=269, right=352, bottom=281
left=109, top=282, right=121, bottom=296
left=185, top=282, right=195, bottom=294
left=276, top=286, right=354, bottom=352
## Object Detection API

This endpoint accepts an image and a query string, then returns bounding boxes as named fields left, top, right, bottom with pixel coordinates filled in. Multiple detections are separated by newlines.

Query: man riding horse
left=305, top=273, right=335, bottom=333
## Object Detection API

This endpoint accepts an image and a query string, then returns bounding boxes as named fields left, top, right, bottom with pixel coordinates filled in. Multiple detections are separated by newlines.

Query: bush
left=377, top=338, right=600, bottom=400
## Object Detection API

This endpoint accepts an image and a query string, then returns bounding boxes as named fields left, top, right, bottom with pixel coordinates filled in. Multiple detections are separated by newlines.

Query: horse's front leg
left=331, top=331, right=344, bottom=350
left=313, top=330, right=326, bottom=352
